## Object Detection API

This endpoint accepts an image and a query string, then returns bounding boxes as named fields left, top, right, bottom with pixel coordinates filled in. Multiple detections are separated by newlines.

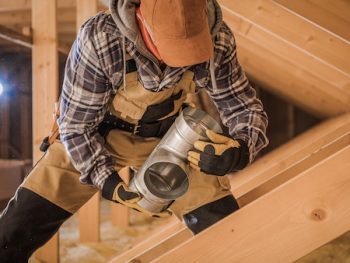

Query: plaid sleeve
left=200, top=23, right=269, bottom=161
left=58, top=15, right=116, bottom=190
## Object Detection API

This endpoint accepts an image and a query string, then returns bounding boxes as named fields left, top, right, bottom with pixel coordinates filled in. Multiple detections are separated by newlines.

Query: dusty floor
left=29, top=200, right=174, bottom=263
left=27, top=200, right=350, bottom=263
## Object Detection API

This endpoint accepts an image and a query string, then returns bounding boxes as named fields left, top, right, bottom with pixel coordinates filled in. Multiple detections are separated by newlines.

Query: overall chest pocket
left=111, top=72, right=178, bottom=123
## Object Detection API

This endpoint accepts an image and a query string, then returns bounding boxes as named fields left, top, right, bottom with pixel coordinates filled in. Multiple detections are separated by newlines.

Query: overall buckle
left=133, top=123, right=141, bottom=135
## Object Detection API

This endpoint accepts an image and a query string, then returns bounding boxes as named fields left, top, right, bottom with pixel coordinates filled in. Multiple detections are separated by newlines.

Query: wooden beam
left=58, top=32, right=77, bottom=46
left=122, top=132, right=350, bottom=263
left=19, top=64, right=32, bottom=159
left=76, top=0, right=100, bottom=243
left=31, top=0, right=58, bottom=195
left=111, top=167, right=131, bottom=228
left=0, top=10, right=31, bottom=26
left=0, top=0, right=107, bottom=12
left=130, top=228, right=193, bottom=263
left=0, top=9, right=76, bottom=27
left=220, top=6, right=350, bottom=117
left=0, top=0, right=74, bottom=11
left=57, top=42, right=70, bottom=55
left=0, top=94, right=10, bottom=158
left=0, top=25, right=69, bottom=54
left=31, top=1, right=59, bottom=262
left=0, top=25, right=32, bottom=48
left=229, top=112, right=350, bottom=202
left=79, top=193, right=100, bottom=242
left=76, top=0, right=98, bottom=28
left=273, top=0, right=350, bottom=41
left=0, top=0, right=30, bottom=11
left=219, top=0, right=350, bottom=75
left=236, top=33, right=349, bottom=117
left=58, top=22, right=77, bottom=34
left=109, top=113, right=350, bottom=263
left=111, top=204, right=130, bottom=227
left=154, top=142, right=350, bottom=262
left=237, top=129, right=350, bottom=206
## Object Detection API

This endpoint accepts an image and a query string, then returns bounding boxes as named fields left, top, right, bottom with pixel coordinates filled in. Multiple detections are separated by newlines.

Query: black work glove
left=112, top=177, right=141, bottom=204
left=187, top=129, right=250, bottom=176
left=111, top=173, right=171, bottom=218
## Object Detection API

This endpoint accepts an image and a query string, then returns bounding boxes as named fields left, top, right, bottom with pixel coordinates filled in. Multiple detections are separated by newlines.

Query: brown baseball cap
left=140, top=0, right=213, bottom=67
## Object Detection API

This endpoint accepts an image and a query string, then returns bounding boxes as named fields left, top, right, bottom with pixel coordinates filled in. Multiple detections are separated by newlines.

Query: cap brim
left=155, top=28, right=213, bottom=67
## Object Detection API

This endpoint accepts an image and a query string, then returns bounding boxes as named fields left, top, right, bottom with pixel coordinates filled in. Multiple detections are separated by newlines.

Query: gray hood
left=109, top=0, right=223, bottom=57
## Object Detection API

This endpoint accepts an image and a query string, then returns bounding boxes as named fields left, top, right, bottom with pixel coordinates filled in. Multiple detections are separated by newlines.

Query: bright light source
left=0, top=82, right=3, bottom=96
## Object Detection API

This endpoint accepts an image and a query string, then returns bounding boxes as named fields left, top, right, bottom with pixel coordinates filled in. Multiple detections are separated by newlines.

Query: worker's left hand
left=187, top=129, right=249, bottom=176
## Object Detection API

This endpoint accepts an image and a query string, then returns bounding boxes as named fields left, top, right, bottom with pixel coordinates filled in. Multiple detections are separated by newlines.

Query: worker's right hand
left=112, top=179, right=171, bottom=218
left=112, top=180, right=141, bottom=204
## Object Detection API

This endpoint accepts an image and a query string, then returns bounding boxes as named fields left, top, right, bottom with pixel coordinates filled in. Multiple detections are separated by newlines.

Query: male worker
left=0, top=0, right=268, bottom=262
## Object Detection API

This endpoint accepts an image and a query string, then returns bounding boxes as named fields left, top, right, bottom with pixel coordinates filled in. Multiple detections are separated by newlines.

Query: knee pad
left=183, top=195, right=239, bottom=234
left=0, top=187, right=71, bottom=262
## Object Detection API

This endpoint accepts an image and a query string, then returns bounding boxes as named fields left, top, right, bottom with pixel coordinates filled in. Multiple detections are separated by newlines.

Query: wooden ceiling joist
left=154, top=141, right=350, bottom=262
left=219, top=0, right=350, bottom=118
left=109, top=113, right=350, bottom=263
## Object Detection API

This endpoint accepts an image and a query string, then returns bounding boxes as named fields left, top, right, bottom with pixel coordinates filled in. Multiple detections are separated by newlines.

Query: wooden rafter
left=109, top=113, right=350, bottom=263
left=219, top=0, right=350, bottom=74
left=219, top=1, right=350, bottom=118
left=230, top=113, right=350, bottom=204
left=274, top=0, right=350, bottom=41
left=154, top=138, right=350, bottom=262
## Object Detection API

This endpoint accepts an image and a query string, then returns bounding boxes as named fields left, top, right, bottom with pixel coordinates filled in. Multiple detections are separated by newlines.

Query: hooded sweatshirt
left=58, top=0, right=269, bottom=200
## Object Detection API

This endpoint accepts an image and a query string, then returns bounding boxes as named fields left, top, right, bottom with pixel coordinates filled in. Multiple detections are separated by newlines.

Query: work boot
left=0, top=187, right=71, bottom=263
left=183, top=194, right=239, bottom=234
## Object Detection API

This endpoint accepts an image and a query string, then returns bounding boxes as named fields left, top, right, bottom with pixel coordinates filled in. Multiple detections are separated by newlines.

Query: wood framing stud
left=76, top=0, right=101, bottom=243
left=31, top=0, right=59, bottom=262
left=79, top=192, right=100, bottom=242
left=0, top=95, right=10, bottom=157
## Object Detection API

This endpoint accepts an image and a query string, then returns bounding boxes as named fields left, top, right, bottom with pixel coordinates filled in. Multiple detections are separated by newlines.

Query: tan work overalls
left=21, top=62, right=232, bottom=219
